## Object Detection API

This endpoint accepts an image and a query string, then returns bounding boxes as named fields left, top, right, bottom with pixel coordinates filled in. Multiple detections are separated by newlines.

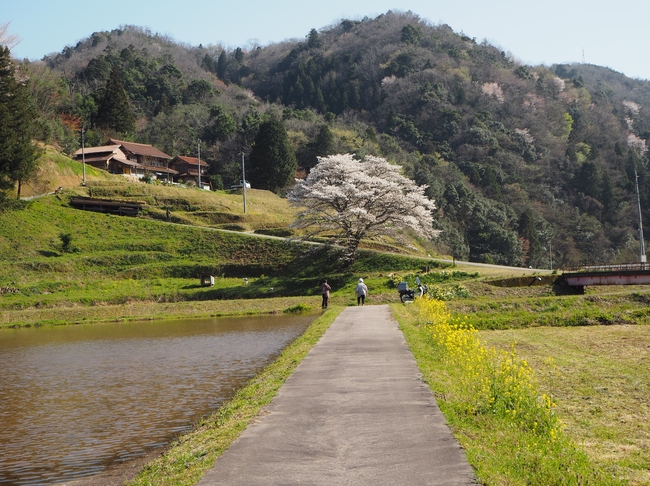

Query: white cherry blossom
left=288, top=154, right=438, bottom=264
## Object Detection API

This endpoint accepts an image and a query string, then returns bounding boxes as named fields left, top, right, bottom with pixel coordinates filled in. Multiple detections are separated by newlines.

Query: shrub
left=59, top=232, right=79, bottom=253
left=283, top=303, right=312, bottom=313
left=427, top=283, right=470, bottom=300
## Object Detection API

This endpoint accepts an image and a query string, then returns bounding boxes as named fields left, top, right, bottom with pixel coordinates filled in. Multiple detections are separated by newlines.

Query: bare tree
left=0, top=22, right=20, bottom=50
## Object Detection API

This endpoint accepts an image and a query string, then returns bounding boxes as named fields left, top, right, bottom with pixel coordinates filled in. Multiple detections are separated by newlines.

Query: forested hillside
left=13, top=11, right=650, bottom=267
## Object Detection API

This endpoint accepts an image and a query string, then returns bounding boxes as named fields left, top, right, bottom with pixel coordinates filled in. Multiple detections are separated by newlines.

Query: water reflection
left=0, top=314, right=315, bottom=485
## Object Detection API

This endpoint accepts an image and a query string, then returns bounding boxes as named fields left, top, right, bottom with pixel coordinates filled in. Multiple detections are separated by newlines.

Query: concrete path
left=197, top=305, right=476, bottom=485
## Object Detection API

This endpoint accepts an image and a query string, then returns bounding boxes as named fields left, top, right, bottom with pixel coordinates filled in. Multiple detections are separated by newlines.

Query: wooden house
left=170, top=156, right=210, bottom=187
left=73, top=140, right=176, bottom=180
left=107, top=139, right=176, bottom=181
left=72, top=145, right=141, bottom=175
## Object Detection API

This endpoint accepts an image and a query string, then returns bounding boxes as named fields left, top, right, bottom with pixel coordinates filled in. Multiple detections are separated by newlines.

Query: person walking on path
left=320, top=279, right=331, bottom=309
left=355, top=278, right=368, bottom=306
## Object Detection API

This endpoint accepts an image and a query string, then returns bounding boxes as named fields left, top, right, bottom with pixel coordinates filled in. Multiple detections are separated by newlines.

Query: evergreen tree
left=518, top=210, right=543, bottom=267
left=201, top=53, right=216, bottom=73
left=307, top=28, right=321, bottom=49
left=401, top=24, right=421, bottom=45
left=248, top=117, right=297, bottom=192
left=304, top=124, right=335, bottom=171
left=0, top=46, right=39, bottom=200
left=216, top=51, right=228, bottom=81
left=600, top=171, right=616, bottom=223
left=96, top=65, right=135, bottom=134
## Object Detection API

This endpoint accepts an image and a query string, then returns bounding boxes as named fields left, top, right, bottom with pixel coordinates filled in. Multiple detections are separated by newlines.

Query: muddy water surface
left=0, top=314, right=315, bottom=485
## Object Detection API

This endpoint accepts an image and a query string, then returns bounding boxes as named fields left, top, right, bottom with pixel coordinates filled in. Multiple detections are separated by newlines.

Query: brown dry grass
left=0, top=295, right=323, bottom=328
left=480, top=324, right=650, bottom=484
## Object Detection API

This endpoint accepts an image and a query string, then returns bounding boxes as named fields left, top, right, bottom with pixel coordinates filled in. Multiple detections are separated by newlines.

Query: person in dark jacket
left=320, top=279, right=331, bottom=309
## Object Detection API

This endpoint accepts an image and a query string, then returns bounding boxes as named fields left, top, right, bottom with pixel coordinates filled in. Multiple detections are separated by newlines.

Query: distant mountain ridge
left=27, top=11, right=650, bottom=267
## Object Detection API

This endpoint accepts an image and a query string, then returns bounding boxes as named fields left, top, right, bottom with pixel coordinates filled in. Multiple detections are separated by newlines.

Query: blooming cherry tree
left=288, top=154, right=438, bottom=264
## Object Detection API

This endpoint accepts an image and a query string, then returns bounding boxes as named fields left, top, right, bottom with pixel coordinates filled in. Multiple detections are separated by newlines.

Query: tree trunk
left=343, top=236, right=360, bottom=266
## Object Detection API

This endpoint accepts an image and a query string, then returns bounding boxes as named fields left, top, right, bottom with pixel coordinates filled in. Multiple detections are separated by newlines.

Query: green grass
left=448, top=285, right=650, bottom=329
left=82, top=179, right=297, bottom=231
left=0, top=193, right=465, bottom=325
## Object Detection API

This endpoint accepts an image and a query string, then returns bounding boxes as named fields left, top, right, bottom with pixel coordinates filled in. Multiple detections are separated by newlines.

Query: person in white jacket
left=355, top=278, right=368, bottom=306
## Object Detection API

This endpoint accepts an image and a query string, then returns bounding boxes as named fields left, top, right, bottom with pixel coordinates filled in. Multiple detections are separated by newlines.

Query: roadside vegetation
left=481, top=324, right=650, bottom=485
left=394, top=289, right=650, bottom=485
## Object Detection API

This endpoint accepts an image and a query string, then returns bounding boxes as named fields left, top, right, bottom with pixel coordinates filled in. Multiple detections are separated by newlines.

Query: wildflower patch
left=407, top=297, right=619, bottom=485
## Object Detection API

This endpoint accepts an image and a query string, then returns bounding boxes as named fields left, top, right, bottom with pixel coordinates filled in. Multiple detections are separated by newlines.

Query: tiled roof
left=80, top=155, right=113, bottom=164
left=142, top=165, right=179, bottom=175
left=114, top=158, right=142, bottom=168
left=172, top=155, right=209, bottom=167
left=74, top=145, right=121, bottom=157
left=108, top=139, right=171, bottom=159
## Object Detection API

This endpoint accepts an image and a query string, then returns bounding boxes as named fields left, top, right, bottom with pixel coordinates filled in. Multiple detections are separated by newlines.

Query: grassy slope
left=0, top=156, right=452, bottom=325
left=19, top=145, right=112, bottom=197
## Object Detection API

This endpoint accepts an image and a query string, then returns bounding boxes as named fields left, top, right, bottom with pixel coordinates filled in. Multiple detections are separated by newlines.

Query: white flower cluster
left=481, top=82, right=505, bottom=103
left=288, top=154, right=438, bottom=255
left=381, top=75, right=398, bottom=87
left=627, top=133, right=648, bottom=156
left=514, top=128, right=534, bottom=145
left=552, top=77, right=565, bottom=93
left=623, top=100, right=641, bottom=116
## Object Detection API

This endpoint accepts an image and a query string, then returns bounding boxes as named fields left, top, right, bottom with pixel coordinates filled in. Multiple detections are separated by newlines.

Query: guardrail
left=564, top=263, right=650, bottom=273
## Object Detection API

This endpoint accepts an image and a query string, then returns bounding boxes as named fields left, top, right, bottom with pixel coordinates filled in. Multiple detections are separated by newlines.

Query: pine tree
left=96, top=64, right=135, bottom=135
left=248, top=117, right=297, bottom=192
left=307, top=29, right=321, bottom=49
left=0, top=46, right=39, bottom=200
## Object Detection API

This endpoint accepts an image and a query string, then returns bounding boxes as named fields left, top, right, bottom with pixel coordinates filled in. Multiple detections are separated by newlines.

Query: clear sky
left=4, top=0, right=650, bottom=80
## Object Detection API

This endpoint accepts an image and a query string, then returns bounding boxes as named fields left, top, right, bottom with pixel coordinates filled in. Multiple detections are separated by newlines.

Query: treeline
left=10, top=12, right=650, bottom=267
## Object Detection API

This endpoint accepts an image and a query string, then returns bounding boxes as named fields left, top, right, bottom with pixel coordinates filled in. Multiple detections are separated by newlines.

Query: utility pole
left=635, top=171, right=646, bottom=263
left=197, top=139, right=201, bottom=189
left=81, top=128, right=86, bottom=185
left=242, top=152, right=247, bottom=214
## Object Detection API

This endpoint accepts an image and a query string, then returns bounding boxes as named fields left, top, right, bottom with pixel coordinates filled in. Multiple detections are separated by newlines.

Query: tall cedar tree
left=96, top=65, right=135, bottom=134
left=216, top=51, right=228, bottom=81
left=0, top=46, right=39, bottom=200
left=248, top=117, right=297, bottom=192
left=304, top=124, right=335, bottom=172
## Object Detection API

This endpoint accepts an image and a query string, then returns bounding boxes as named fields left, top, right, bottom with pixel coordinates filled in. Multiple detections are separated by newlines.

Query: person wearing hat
left=355, top=278, right=368, bottom=306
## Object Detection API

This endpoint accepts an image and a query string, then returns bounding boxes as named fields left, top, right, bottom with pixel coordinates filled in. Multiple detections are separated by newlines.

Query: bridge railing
left=564, top=263, right=650, bottom=273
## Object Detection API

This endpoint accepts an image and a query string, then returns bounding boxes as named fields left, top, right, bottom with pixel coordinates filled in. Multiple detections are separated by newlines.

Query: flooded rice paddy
left=0, top=314, right=315, bottom=485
